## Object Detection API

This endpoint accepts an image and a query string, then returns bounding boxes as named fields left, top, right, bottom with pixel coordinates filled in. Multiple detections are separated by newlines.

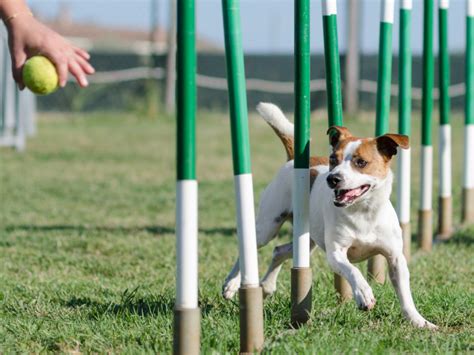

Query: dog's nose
left=326, top=174, right=342, bottom=188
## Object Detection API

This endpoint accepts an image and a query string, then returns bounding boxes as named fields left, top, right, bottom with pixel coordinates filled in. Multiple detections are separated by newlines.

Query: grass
left=0, top=109, right=473, bottom=353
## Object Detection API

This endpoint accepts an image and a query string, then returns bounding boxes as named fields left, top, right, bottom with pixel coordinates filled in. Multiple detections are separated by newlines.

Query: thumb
left=11, top=50, right=27, bottom=90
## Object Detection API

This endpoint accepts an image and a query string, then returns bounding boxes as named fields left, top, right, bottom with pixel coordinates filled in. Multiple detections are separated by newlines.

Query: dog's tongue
left=345, top=187, right=363, bottom=198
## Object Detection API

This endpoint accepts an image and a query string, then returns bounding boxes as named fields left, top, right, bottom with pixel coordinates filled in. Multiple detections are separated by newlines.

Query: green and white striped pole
left=463, top=0, right=474, bottom=224
left=397, top=0, right=412, bottom=260
left=291, top=0, right=312, bottom=327
left=322, top=0, right=352, bottom=301
left=437, top=0, right=453, bottom=238
left=368, top=0, right=394, bottom=284
left=419, top=0, right=434, bottom=251
left=222, top=0, right=264, bottom=352
left=173, top=1, right=200, bottom=354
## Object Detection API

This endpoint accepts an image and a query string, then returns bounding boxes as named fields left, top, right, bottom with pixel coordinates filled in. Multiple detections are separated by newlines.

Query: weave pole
left=463, top=0, right=474, bottom=224
left=418, top=0, right=434, bottom=251
left=437, top=0, right=453, bottom=238
left=173, top=0, right=200, bottom=353
left=368, top=0, right=394, bottom=283
left=291, top=0, right=312, bottom=327
left=221, top=0, right=264, bottom=352
left=322, top=0, right=351, bottom=301
left=397, top=0, right=412, bottom=261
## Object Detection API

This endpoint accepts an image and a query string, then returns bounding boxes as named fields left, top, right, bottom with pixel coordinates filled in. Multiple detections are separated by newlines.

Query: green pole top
left=375, top=21, right=393, bottom=136
left=322, top=14, right=343, bottom=128
left=176, top=0, right=196, bottom=180
left=421, top=0, right=434, bottom=145
left=398, top=8, right=411, bottom=137
left=222, top=0, right=252, bottom=175
left=294, top=0, right=310, bottom=169
left=439, top=7, right=450, bottom=126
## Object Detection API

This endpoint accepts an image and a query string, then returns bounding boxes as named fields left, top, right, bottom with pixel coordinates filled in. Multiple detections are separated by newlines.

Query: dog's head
left=326, top=126, right=409, bottom=208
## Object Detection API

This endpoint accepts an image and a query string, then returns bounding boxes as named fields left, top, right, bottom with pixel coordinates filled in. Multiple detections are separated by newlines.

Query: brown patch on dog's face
left=351, top=139, right=391, bottom=178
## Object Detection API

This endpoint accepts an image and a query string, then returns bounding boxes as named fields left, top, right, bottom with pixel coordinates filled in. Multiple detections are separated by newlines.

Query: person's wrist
left=5, top=12, right=33, bottom=30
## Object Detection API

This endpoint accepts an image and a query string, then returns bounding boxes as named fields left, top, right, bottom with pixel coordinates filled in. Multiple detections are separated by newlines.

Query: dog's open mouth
left=334, top=184, right=370, bottom=207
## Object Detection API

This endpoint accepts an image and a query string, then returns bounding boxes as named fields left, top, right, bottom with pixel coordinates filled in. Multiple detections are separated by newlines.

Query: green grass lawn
left=1, top=110, right=473, bottom=353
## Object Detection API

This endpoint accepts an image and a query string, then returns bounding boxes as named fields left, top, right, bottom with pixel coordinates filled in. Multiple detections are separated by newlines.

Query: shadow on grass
left=63, top=288, right=214, bottom=319
left=409, top=227, right=474, bottom=247
left=4, top=224, right=236, bottom=237
left=443, top=228, right=474, bottom=246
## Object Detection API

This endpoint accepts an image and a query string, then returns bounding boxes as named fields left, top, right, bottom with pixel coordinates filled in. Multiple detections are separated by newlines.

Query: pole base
left=418, top=209, right=433, bottom=251
left=239, top=286, right=264, bottom=354
left=367, top=255, right=385, bottom=284
left=437, top=196, right=453, bottom=239
left=290, top=267, right=312, bottom=327
left=173, top=307, right=201, bottom=355
left=400, top=222, right=411, bottom=262
left=462, top=188, right=474, bottom=225
left=334, top=273, right=352, bottom=301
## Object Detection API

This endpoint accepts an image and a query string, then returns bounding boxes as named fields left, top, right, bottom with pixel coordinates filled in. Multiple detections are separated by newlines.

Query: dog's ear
left=376, top=134, right=409, bottom=160
left=327, top=126, right=352, bottom=148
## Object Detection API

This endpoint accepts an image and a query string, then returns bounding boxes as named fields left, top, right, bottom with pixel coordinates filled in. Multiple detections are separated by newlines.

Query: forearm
left=0, top=0, right=31, bottom=25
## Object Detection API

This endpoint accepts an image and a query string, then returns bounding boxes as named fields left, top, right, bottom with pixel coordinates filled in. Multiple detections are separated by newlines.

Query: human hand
left=6, top=15, right=95, bottom=89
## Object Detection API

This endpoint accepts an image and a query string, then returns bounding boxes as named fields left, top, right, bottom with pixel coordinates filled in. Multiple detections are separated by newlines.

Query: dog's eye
left=355, top=158, right=368, bottom=168
left=329, top=154, right=338, bottom=166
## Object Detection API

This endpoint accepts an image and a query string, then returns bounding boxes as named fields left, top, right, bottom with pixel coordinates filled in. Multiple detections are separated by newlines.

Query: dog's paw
left=261, top=280, right=277, bottom=298
left=222, top=277, right=240, bottom=300
left=411, top=317, right=438, bottom=330
left=353, top=285, right=376, bottom=311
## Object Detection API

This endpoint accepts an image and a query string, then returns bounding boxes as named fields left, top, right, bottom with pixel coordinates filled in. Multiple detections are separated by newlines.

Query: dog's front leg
left=222, top=259, right=241, bottom=299
left=326, top=246, right=376, bottom=310
left=386, top=253, right=437, bottom=329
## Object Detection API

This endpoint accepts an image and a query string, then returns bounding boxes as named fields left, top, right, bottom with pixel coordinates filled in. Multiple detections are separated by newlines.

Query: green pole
left=176, top=0, right=196, bottom=180
left=462, top=0, right=474, bottom=223
left=375, top=3, right=394, bottom=136
left=322, top=2, right=343, bottom=127
left=439, top=4, right=450, bottom=127
left=322, top=0, right=351, bottom=301
left=291, top=0, right=312, bottom=328
left=421, top=0, right=434, bottom=147
left=397, top=0, right=412, bottom=261
left=174, top=0, right=200, bottom=354
left=369, top=0, right=394, bottom=284
left=222, top=0, right=251, bottom=175
left=398, top=4, right=411, bottom=137
left=294, top=0, right=310, bottom=170
left=222, top=0, right=264, bottom=352
left=418, top=0, right=434, bottom=251
left=437, top=0, right=453, bottom=238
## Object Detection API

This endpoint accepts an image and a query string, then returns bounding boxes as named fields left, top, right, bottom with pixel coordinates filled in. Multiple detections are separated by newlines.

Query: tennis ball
left=22, top=56, right=59, bottom=95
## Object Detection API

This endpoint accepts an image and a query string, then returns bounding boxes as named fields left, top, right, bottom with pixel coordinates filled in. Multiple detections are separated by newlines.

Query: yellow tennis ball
left=22, top=56, right=59, bottom=95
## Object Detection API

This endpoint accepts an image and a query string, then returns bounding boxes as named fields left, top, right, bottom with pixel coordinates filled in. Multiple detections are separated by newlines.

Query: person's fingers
left=48, top=52, right=68, bottom=87
left=11, top=50, right=27, bottom=89
left=68, top=60, right=88, bottom=87
left=76, top=56, right=95, bottom=75
left=74, top=47, right=90, bottom=60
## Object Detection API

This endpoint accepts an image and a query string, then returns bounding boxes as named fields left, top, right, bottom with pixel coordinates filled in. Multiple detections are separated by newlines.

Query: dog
left=222, top=103, right=436, bottom=329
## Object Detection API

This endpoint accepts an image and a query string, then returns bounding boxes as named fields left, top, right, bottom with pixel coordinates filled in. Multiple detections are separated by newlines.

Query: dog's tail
left=256, top=102, right=294, bottom=161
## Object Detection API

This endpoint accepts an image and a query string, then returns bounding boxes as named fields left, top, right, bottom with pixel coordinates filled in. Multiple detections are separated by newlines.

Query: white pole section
left=421, top=145, right=433, bottom=211
left=235, top=174, right=260, bottom=286
left=176, top=180, right=198, bottom=309
left=439, top=125, right=452, bottom=198
left=293, top=169, right=310, bottom=267
left=397, top=147, right=411, bottom=224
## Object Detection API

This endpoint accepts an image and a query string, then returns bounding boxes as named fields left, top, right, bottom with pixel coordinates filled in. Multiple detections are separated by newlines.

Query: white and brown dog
left=222, top=103, right=436, bottom=329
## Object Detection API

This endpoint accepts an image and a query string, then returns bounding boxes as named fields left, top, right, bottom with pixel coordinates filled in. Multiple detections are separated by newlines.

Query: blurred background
left=1, top=0, right=470, bottom=132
